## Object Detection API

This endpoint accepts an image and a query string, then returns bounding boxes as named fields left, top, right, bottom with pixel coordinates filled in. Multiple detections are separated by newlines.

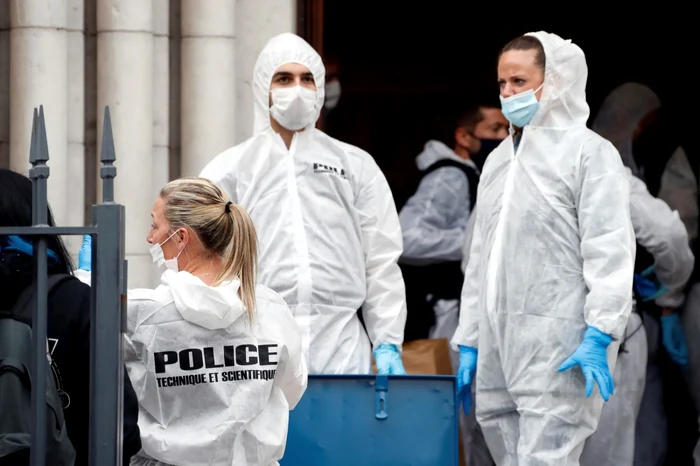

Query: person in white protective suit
left=592, top=82, right=660, bottom=180
left=75, top=177, right=308, bottom=466
left=592, top=82, right=696, bottom=466
left=451, top=31, right=636, bottom=465
left=580, top=166, right=694, bottom=466
left=460, top=166, right=695, bottom=466
left=659, top=138, right=700, bottom=465
left=649, top=97, right=700, bottom=466
left=199, top=33, right=407, bottom=375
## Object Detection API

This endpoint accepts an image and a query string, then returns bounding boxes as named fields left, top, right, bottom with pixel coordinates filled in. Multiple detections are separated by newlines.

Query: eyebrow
left=272, top=71, right=314, bottom=79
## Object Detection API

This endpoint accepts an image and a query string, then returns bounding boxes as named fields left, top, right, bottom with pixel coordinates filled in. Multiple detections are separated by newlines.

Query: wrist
left=584, top=326, right=612, bottom=347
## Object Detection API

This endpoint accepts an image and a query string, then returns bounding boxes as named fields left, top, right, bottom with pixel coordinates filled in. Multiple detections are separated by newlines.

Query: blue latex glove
left=661, top=313, right=689, bottom=368
left=558, top=326, right=614, bottom=401
left=634, top=265, right=668, bottom=302
left=78, top=234, right=92, bottom=271
left=457, top=346, right=478, bottom=415
left=373, top=344, right=406, bottom=375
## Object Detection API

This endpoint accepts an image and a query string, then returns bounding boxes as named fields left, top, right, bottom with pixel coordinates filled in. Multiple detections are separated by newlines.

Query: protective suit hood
left=451, top=32, right=635, bottom=465
left=415, top=140, right=468, bottom=171
left=525, top=31, right=590, bottom=129
left=160, top=270, right=246, bottom=330
left=253, top=33, right=326, bottom=134
left=591, top=82, right=661, bottom=176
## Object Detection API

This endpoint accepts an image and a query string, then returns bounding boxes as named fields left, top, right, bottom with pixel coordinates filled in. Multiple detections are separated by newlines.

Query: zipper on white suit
left=485, top=130, right=523, bottom=312
left=282, top=134, right=313, bottom=348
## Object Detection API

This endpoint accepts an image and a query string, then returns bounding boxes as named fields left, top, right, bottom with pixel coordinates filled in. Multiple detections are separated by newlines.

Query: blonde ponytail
left=214, top=204, right=258, bottom=317
left=160, top=177, right=259, bottom=320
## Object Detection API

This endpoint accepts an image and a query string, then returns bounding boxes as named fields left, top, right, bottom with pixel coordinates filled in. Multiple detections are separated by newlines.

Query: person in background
left=592, top=82, right=661, bottom=182
left=469, top=103, right=510, bottom=171
left=454, top=105, right=508, bottom=466
left=77, top=177, right=307, bottom=466
left=0, top=168, right=141, bottom=466
left=580, top=164, right=694, bottom=465
left=323, top=57, right=341, bottom=114
left=453, top=32, right=635, bottom=465
left=592, top=83, right=696, bottom=466
left=200, top=33, right=407, bottom=376
left=398, top=103, right=507, bottom=366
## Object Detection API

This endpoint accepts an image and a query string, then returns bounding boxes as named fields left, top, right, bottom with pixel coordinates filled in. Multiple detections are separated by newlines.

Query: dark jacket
left=0, top=251, right=141, bottom=466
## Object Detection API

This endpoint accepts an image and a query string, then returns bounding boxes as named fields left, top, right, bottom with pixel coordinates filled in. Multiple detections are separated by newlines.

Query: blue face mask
left=500, top=84, right=543, bottom=128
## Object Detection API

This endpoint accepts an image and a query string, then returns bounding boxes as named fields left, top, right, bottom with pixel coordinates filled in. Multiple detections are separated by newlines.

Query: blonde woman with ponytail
left=76, top=177, right=307, bottom=466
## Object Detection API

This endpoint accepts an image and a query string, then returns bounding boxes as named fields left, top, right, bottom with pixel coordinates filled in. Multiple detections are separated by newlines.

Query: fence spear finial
left=100, top=106, right=117, bottom=203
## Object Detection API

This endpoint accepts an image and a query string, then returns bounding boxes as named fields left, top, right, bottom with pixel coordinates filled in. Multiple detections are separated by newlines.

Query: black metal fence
left=0, top=106, right=127, bottom=466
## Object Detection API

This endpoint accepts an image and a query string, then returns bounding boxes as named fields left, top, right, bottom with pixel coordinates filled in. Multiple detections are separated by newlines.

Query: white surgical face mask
left=324, top=80, right=341, bottom=110
left=269, top=85, right=318, bottom=131
left=149, top=230, right=183, bottom=272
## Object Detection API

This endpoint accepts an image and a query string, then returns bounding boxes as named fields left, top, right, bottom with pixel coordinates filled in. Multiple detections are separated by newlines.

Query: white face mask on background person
left=149, top=230, right=184, bottom=272
left=269, top=85, right=317, bottom=130
left=324, top=79, right=341, bottom=110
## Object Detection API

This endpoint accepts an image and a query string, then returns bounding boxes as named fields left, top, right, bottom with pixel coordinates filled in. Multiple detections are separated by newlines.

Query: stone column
left=180, top=0, right=236, bottom=177
left=234, top=0, right=296, bottom=143
left=10, top=0, right=69, bottom=224
left=97, top=0, right=153, bottom=287
left=66, top=0, right=85, bottom=256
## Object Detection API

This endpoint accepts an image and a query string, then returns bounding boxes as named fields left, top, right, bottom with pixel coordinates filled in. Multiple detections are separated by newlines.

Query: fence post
left=88, top=106, right=126, bottom=466
left=28, top=107, right=50, bottom=466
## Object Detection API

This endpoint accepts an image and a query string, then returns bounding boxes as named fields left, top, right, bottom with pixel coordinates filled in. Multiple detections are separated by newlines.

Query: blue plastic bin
left=280, top=374, right=458, bottom=466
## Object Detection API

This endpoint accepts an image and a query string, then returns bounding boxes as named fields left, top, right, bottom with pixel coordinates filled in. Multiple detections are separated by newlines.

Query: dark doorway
left=315, top=3, right=692, bottom=207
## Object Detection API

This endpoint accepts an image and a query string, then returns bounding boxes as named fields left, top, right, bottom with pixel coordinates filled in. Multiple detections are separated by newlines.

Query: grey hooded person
left=591, top=82, right=661, bottom=180
left=591, top=82, right=695, bottom=466
left=580, top=166, right=694, bottom=466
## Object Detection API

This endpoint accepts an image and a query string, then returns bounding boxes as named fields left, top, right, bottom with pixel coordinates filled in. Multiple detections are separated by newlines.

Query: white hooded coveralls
left=200, top=33, right=407, bottom=374
left=581, top=166, right=694, bottom=466
left=591, top=82, right=661, bottom=180
left=75, top=269, right=307, bottom=466
left=451, top=31, right=636, bottom=465
left=591, top=83, right=697, bottom=466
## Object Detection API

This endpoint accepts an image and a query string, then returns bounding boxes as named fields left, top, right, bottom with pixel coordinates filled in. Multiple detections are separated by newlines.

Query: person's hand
left=634, top=265, right=668, bottom=302
left=660, top=311, right=689, bottom=368
left=78, top=235, right=92, bottom=271
left=558, top=326, right=614, bottom=401
left=373, top=344, right=407, bottom=375
left=457, top=346, right=478, bottom=415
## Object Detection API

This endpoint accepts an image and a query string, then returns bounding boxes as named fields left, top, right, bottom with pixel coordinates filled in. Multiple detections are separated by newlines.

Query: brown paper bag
left=371, top=338, right=454, bottom=375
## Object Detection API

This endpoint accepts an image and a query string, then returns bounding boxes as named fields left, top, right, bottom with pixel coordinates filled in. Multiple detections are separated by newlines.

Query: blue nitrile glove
left=373, top=344, right=407, bottom=375
left=634, top=265, right=668, bottom=302
left=661, top=313, right=689, bottom=368
left=78, top=234, right=92, bottom=271
left=558, top=326, right=614, bottom=401
left=457, top=346, right=478, bottom=415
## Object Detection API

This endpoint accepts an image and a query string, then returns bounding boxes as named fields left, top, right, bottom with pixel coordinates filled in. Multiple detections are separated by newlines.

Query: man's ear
left=455, top=127, right=469, bottom=147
